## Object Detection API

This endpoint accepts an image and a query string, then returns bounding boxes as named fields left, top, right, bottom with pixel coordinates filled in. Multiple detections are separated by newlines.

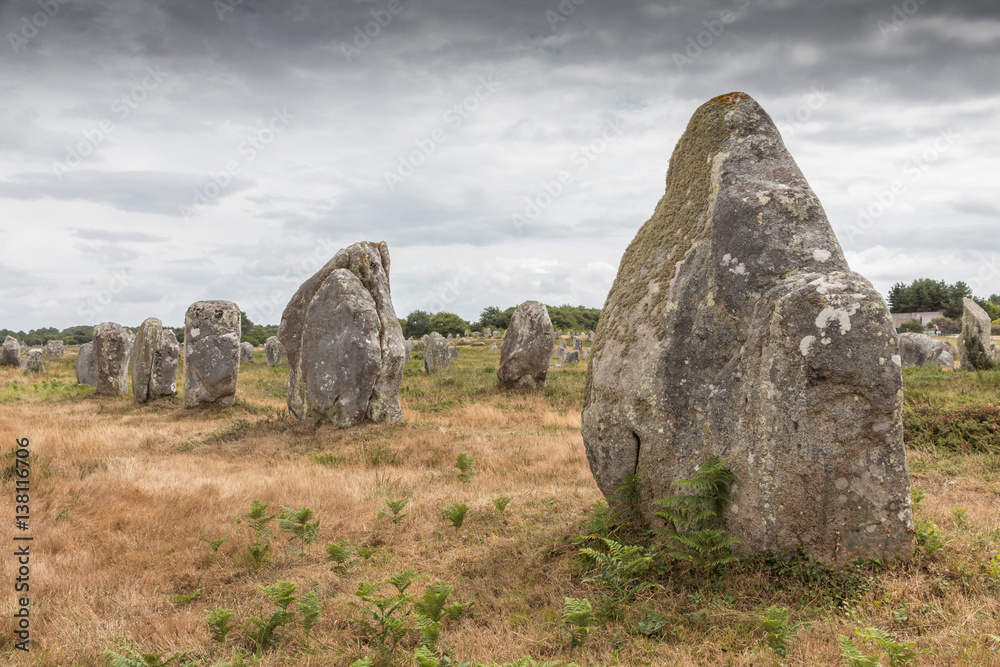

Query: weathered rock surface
left=582, top=92, right=913, bottom=565
left=489, top=343, right=499, bottom=352
left=582, top=347, right=591, bottom=360
left=496, top=301, right=554, bottom=389
left=20, top=349, right=44, bottom=374
left=240, top=342, right=255, bottom=362
left=75, top=342, right=96, bottom=385
left=93, top=322, right=132, bottom=394
left=183, top=301, right=241, bottom=407
left=564, top=349, right=580, bottom=364
left=958, top=297, right=999, bottom=370
left=573, top=335, right=583, bottom=352
left=278, top=241, right=405, bottom=426
left=1, top=336, right=21, bottom=366
left=898, top=333, right=954, bottom=369
left=44, top=340, right=64, bottom=356
left=424, top=332, right=458, bottom=372
left=132, top=318, right=179, bottom=402
left=264, top=336, right=285, bottom=365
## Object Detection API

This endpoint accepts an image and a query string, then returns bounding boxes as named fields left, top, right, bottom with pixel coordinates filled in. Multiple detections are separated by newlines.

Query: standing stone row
left=132, top=318, right=181, bottom=403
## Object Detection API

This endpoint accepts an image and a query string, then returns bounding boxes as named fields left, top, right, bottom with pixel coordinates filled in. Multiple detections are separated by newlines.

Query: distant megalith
left=132, top=318, right=179, bottom=403
left=958, top=297, right=998, bottom=370
left=1, top=336, right=21, bottom=366
left=573, top=336, right=583, bottom=352
left=44, top=340, right=64, bottom=356
left=20, top=349, right=44, bottom=374
left=582, top=92, right=913, bottom=565
left=183, top=301, right=241, bottom=408
left=424, top=332, right=458, bottom=373
left=497, top=301, right=555, bottom=389
left=240, top=342, right=255, bottom=362
left=278, top=241, right=405, bottom=426
left=93, top=322, right=131, bottom=395
left=564, top=349, right=580, bottom=364
left=264, top=336, right=285, bottom=366
left=75, top=342, right=97, bottom=386
left=898, top=333, right=954, bottom=369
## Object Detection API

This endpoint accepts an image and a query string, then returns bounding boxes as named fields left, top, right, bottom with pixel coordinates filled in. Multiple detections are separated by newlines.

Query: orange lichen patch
left=707, top=91, right=750, bottom=106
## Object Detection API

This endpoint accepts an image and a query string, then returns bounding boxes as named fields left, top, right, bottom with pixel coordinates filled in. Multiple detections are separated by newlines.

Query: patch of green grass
left=903, top=367, right=1000, bottom=453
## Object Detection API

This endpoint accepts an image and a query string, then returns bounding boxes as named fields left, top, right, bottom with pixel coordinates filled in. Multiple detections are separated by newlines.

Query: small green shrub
left=632, top=612, right=668, bottom=637
left=760, top=606, right=805, bottom=661
left=491, top=495, right=512, bottom=514
left=204, top=607, right=237, bottom=644
left=559, top=597, right=594, bottom=651
left=456, top=452, right=477, bottom=483
left=238, top=499, right=277, bottom=569
left=104, top=647, right=193, bottom=667
left=379, top=497, right=411, bottom=525
left=200, top=535, right=228, bottom=565
left=914, top=519, right=945, bottom=557
left=839, top=627, right=921, bottom=666
left=279, top=506, right=320, bottom=559
left=442, top=503, right=469, bottom=532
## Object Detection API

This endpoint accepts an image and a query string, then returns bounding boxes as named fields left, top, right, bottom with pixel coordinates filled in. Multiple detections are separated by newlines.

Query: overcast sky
left=1, top=0, right=998, bottom=331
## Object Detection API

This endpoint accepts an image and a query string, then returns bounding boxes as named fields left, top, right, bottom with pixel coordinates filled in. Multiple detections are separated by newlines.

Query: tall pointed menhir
left=582, top=92, right=913, bottom=565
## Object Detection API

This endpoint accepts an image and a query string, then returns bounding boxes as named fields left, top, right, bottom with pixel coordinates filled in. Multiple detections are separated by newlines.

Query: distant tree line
left=888, top=278, right=1000, bottom=332
left=399, top=304, right=601, bottom=339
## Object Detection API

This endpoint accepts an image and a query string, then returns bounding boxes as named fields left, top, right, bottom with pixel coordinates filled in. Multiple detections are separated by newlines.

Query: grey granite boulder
left=278, top=241, right=405, bottom=426
left=489, top=343, right=499, bottom=352
left=44, top=340, right=64, bottom=356
left=564, top=349, right=580, bottom=364
left=424, top=332, right=458, bottom=373
left=582, top=347, right=590, bottom=360
left=1, top=336, right=21, bottom=366
left=20, top=349, right=44, bottom=374
left=573, top=335, right=583, bottom=352
left=240, top=341, right=255, bottom=362
left=898, top=333, right=954, bottom=369
left=483, top=327, right=492, bottom=338
left=497, top=300, right=554, bottom=389
left=183, top=301, right=241, bottom=407
left=264, top=336, right=285, bottom=365
left=582, top=92, right=912, bottom=565
left=93, top=322, right=131, bottom=394
left=958, top=297, right=998, bottom=370
left=132, top=318, right=179, bottom=402
left=75, top=342, right=97, bottom=386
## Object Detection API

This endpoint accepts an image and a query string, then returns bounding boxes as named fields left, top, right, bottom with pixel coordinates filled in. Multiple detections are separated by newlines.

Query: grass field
left=1, top=344, right=999, bottom=666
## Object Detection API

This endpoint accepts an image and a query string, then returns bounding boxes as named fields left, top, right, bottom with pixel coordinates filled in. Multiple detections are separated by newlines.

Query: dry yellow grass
left=0, top=349, right=998, bottom=666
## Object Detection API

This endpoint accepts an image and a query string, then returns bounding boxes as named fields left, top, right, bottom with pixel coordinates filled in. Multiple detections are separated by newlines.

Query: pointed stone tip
left=705, top=91, right=751, bottom=106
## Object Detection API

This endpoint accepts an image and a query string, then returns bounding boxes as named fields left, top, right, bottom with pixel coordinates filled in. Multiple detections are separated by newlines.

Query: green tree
left=403, top=310, right=431, bottom=338
left=477, top=306, right=510, bottom=331
left=428, top=312, right=468, bottom=337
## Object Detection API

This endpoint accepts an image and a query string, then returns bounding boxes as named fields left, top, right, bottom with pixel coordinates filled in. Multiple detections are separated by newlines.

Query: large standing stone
left=132, top=318, right=179, bottom=403
left=183, top=301, right=241, bottom=408
left=75, top=342, right=97, bottom=386
left=424, top=332, right=458, bottom=373
left=44, top=340, right=64, bottom=356
left=582, top=93, right=912, bottom=565
left=20, top=349, right=44, bottom=374
left=240, top=342, right=255, bottom=362
left=897, top=333, right=954, bottom=369
left=958, top=297, right=998, bottom=370
left=278, top=241, right=405, bottom=426
left=93, top=322, right=132, bottom=395
left=1, top=336, right=21, bottom=366
left=497, top=300, right=554, bottom=389
left=264, top=336, right=285, bottom=365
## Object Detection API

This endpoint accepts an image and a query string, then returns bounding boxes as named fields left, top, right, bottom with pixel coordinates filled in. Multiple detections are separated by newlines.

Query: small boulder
left=1, top=336, right=21, bottom=366
left=424, top=332, right=458, bottom=372
left=264, top=336, right=286, bottom=365
left=489, top=343, right=499, bottom=352
left=497, top=300, right=555, bottom=389
left=75, top=342, right=97, bottom=385
left=240, top=341, right=255, bottom=362
left=897, top=333, right=954, bottom=369
left=20, top=349, right=44, bottom=374
left=44, top=340, right=64, bottom=356
left=564, top=349, right=580, bottom=364
left=93, top=322, right=132, bottom=394
left=183, top=300, right=241, bottom=408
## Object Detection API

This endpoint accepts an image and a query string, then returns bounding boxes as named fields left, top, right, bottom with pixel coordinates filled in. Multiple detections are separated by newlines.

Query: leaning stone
left=424, top=332, right=459, bottom=372
left=897, top=333, right=954, bottom=369
left=183, top=301, right=241, bottom=408
left=93, top=322, right=131, bottom=394
left=264, top=336, right=285, bottom=365
left=278, top=241, right=405, bottom=426
left=958, top=297, right=999, bottom=370
left=240, top=341, right=255, bottom=362
left=20, top=349, right=44, bottom=374
left=1, top=336, right=21, bottom=366
left=75, top=342, right=96, bottom=385
left=582, top=92, right=913, bottom=565
left=44, top=340, right=64, bottom=356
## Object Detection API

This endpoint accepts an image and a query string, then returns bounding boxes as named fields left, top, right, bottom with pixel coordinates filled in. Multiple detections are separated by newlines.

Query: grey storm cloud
left=0, top=0, right=998, bottom=330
